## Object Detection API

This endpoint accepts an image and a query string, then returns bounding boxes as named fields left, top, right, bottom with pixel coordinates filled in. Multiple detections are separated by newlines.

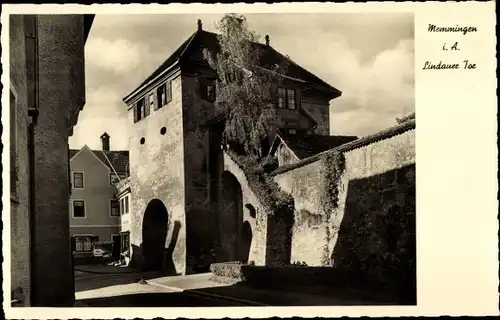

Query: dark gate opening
left=142, top=199, right=169, bottom=271
left=219, top=171, right=243, bottom=262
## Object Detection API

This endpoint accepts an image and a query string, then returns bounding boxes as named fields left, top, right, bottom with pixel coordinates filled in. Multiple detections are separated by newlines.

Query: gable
left=70, top=146, right=110, bottom=172
left=70, top=147, right=129, bottom=174
left=124, top=29, right=342, bottom=103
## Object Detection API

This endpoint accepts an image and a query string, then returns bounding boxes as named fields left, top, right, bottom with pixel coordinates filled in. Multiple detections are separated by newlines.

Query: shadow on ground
left=75, top=272, right=162, bottom=292
left=77, top=281, right=396, bottom=307
left=77, top=290, right=247, bottom=307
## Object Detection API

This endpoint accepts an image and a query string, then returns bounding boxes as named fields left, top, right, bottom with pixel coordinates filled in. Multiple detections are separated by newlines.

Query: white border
left=1, top=2, right=498, bottom=319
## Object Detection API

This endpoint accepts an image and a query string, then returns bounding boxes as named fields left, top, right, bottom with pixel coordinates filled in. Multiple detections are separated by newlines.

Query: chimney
left=100, top=132, right=110, bottom=151
left=197, top=19, right=203, bottom=31
left=265, top=35, right=270, bottom=46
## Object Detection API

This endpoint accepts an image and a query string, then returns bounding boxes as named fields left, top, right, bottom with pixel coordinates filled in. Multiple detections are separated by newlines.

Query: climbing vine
left=227, top=150, right=295, bottom=224
left=320, top=150, right=346, bottom=266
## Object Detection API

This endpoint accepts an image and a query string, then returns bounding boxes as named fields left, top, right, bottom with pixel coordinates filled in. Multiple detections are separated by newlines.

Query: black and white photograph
left=2, top=2, right=497, bottom=318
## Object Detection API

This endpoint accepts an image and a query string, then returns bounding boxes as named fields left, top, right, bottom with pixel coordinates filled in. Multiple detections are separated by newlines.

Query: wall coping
left=271, top=119, right=415, bottom=176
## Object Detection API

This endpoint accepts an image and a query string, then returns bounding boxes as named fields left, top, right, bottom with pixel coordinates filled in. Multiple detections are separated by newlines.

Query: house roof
left=125, top=27, right=342, bottom=102
left=271, top=132, right=359, bottom=160
left=70, top=148, right=129, bottom=173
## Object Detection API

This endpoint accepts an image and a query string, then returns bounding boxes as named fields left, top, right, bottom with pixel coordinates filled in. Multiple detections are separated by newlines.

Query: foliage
left=320, top=151, right=346, bottom=265
left=396, top=112, right=415, bottom=124
left=203, top=13, right=289, bottom=158
left=227, top=150, right=294, bottom=222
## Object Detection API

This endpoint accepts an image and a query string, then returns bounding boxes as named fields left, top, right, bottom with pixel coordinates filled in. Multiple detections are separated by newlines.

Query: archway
left=219, top=171, right=243, bottom=262
left=141, top=199, right=169, bottom=271
left=239, top=221, right=253, bottom=263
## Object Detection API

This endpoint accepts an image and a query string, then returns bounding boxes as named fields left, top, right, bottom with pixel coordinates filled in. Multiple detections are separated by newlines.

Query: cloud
left=69, top=116, right=129, bottom=151
left=271, top=24, right=414, bottom=136
left=328, top=37, right=415, bottom=136
left=72, top=13, right=415, bottom=150
left=85, top=37, right=151, bottom=74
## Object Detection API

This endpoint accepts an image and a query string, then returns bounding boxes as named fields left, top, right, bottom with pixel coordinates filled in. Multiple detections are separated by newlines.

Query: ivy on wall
left=320, top=150, right=346, bottom=266
left=226, top=150, right=295, bottom=224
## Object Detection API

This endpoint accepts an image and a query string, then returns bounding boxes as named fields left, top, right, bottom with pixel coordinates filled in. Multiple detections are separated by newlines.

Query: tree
left=396, top=112, right=415, bottom=124
left=203, top=14, right=289, bottom=159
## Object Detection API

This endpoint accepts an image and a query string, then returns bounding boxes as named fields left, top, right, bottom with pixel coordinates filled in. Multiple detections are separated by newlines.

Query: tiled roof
left=70, top=149, right=129, bottom=174
left=126, top=28, right=341, bottom=101
left=274, top=132, right=359, bottom=160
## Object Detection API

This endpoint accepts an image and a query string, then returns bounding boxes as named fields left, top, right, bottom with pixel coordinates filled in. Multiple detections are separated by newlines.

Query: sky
left=69, top=13, right=415, bottom=151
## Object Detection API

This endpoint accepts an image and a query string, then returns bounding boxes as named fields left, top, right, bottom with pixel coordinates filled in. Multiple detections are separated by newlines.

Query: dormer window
left=278, top=87, right=297, bottom=110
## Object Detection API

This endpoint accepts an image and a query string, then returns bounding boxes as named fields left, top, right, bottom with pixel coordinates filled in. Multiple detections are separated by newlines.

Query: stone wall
left=179, top=74, right=215, bottom=272
left=9, top=15, right=31, bottom=307
left=33, top=15, right=87, bottom=307
left=127, top=71, right=187, bottom=275
left=273, top=160, right=325, bottom=265
left=273, top=121, right=416, bottom=274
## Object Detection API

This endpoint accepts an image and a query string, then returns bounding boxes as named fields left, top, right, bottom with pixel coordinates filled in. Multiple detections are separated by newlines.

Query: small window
left=278, top=88, right=286, bottom=109
left=73, top=172, right=84, bottom=189
left=74, top=235, right=95, bottom=252
left=207, top=83, right=216, bottom=102
left=119, top=198, right=124, bottom=215
left=125, top=196, right=129, bottom=214
left=286, top=89, right=296, bottom=110
left=73, top=200, right=86, bottom=218
left=166, top=80, right=172, bottom=104
left=135, top=98, right=147, bottom=122
left=288, top=129, right=297, bottom=135
left=277, top=87, right=297, bottom=109
left=110, top=199, right=120, bottom=217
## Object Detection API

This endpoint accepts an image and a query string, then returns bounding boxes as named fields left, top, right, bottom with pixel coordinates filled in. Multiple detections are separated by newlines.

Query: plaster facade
left=8, top=14, right=93, bottom=307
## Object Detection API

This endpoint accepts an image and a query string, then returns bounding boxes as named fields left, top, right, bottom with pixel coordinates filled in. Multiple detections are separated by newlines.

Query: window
left=73, top=235, right=95, bottom=252
left=134, top=98, right=148, bottom=122
left=207, top=83, right=216, bottom=102
left=201, top=79, right=216, bottom=102
left=286, top=89, right=296, bottom=109
left=110, top=199, right=120, bottom=217
left=277, top=87, right=297, bottom=109
left=157, top=81, right=172, bottom=109
left=124, top=196, right=129, bottom=214
left=73, top=172, right=84, bottom=189
left=120, top=198, right=124, bottom=215
left=10, top=90, right=18, bottom=198
left=288, top=128, right=297, bottom=135
left=73, top=200, right=86, bottom=218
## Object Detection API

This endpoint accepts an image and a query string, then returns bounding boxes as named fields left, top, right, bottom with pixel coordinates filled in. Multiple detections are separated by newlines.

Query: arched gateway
left=141, top=199, right=168, bottom=271
left=219, top=171, right=244, bottom=262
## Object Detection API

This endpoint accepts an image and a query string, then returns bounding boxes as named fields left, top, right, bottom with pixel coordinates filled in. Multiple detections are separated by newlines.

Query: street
left=74, top=269, right=251, bottom=307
